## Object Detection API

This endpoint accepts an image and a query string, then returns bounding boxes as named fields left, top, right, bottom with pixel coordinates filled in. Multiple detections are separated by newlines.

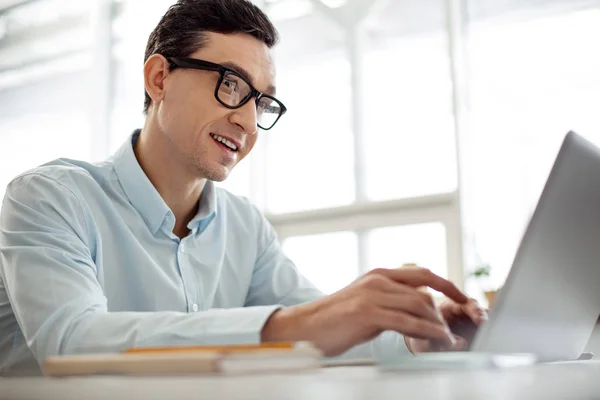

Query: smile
left=210, top=133, right=238, bottom=151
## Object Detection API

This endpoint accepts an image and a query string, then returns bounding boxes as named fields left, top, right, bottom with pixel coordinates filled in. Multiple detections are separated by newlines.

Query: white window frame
left=0, top=0, right=471, bottom=289
left=262, top=0, right=472, bottom=289
left=267, top=193, right=465, bottom=284
left=6, top=0, right=600, bottom=291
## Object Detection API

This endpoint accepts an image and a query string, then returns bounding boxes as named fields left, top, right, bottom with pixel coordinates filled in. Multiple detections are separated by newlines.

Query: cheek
left=158, top=88, right=196, bottom=135
left=159, top=90, right=218, bottom=143
left=239, top=135, right=258, bottom=160
left=162, top=76, right=211, bottom=124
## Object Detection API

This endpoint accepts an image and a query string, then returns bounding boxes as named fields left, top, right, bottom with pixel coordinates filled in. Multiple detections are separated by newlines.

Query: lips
left=210, top=133, right=241, bottom=152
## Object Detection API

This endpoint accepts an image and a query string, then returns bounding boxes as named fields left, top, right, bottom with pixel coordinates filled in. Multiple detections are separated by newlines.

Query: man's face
left=154, top=32, right=276, bottom=181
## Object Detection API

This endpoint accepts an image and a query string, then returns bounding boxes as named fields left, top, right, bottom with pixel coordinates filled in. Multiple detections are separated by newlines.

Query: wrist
left=261, top=300, right=321, bottom=344
left=261, top=306, right=301, bottom=343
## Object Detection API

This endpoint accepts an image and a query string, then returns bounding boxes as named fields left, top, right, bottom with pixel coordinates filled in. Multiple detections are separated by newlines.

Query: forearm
left=30, top=304, right=280, bottom=362
left=261, top=306, right=411, bottom=362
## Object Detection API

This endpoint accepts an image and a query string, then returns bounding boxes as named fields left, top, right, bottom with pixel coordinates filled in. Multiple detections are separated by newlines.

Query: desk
left=1, top=362, right=599, bottom=400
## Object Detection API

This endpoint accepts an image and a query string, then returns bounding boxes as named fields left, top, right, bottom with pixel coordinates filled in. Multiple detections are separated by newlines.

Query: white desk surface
left=1, top=361, right=599, bottom=400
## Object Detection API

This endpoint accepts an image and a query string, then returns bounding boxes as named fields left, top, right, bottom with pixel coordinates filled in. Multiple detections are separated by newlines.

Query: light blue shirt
left=0, top=131, right=407, bottom=376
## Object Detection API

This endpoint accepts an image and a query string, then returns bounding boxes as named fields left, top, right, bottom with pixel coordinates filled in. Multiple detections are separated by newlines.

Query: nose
left=228, top=99, right=258, bottom=135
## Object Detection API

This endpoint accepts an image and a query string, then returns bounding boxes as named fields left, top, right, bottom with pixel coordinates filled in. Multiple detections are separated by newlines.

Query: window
left=110, top=0, right=172, bottom=152
left=264, top=0, right=463, bottom=292
left=0, top=0, right=91, bottom=73
left=466, top=5, right=600, bottom=288
left=282, top=231, right=358, bottom=294
left=1, top=0, right=479, bottom=297
left=0, top=0, right=94, bottom=196
left=366, top=223, right=448, bottom=279
left=364, top=32, right=457, bottom=201
left=264, top=53, right=355, bottom=213
left=0, top=113, right=91, bottom=197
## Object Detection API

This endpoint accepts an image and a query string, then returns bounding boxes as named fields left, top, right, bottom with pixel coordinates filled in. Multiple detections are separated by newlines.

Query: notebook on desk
left=43, top=342, right=322, bottom=377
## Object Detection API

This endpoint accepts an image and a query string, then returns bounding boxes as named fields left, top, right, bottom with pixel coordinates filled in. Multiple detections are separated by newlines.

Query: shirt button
left=179, top=243, right=186, bottom=252
left=192, top=303, right=199, bottom=312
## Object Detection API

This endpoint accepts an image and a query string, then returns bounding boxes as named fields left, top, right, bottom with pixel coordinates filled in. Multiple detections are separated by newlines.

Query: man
left=0, top=0, right=484, bottom=376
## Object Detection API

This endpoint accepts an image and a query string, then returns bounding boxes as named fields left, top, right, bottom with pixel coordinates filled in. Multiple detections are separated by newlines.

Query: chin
left=201, top=165, right=232, bottom=182
left=209, top=174, right=228, bottom=182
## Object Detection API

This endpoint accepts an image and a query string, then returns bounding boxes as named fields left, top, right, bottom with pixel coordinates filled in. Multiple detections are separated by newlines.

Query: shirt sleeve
left=244, top=204, right=411, bottom=360
left=243, top=207, right=324, bottom=308
left=0, top=173, right=280, bottom=365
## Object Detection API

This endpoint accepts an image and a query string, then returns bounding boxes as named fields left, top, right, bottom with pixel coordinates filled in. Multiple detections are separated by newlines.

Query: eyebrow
left=221, top=61, right=277, bottom=96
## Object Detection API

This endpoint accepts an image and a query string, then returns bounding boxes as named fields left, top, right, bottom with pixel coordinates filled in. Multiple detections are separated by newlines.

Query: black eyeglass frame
left=167, top=56, right=287, bottom=130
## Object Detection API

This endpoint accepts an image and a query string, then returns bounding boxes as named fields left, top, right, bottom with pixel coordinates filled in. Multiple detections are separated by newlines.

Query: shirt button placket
left=178, top=240, right=199, bottom=313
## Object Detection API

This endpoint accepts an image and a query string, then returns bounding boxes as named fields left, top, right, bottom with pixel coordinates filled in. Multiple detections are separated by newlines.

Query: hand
left=405, top=299, right=488, bottom=353
left=261, top=268, right=468, bottom=357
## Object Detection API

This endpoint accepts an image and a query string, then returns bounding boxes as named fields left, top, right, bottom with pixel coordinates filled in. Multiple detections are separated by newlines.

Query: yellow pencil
left=124, top=342, right=296, bottom=354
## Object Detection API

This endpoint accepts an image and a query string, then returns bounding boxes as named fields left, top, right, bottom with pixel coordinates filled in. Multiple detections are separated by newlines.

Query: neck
left=135, top=122, right=207, bottom=238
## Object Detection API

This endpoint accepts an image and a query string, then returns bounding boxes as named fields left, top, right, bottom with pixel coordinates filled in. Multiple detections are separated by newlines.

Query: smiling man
left=0, top=0, right=485, bottom=376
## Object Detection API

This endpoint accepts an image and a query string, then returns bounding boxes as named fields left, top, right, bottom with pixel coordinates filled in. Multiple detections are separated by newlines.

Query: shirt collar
left=113, top=130, right=170, bottom=235
left=112, top=130, right=218, bottom=235
left=189, top=178, right=217, bottom=233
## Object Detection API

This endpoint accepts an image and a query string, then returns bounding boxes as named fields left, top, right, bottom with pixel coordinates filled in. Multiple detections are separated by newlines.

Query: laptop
left=382, top=131, right=600, bottom=370
left=468, top=131, right=600, bottom=362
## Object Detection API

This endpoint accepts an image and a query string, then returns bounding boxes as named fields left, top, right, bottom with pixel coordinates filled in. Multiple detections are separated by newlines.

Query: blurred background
left=1, top=0, right=600, bottom=309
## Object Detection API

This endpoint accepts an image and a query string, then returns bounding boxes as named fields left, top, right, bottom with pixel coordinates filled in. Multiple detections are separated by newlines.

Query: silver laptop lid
left=471, top=131, right=600, bottom=361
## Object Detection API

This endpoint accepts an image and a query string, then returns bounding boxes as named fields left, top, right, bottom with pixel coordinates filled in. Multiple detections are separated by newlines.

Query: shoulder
left=214, top=186, right=277, bottom=242
left=1, top=163, right=98, bottom=242
left=6, top=158, right=103, bottom=199
left=214, top=186, right=266, bottom=226
left=2, top=158, right=113, bottom=226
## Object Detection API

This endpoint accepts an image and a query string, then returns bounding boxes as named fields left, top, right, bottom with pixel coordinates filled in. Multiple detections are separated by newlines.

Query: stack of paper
left=43, top=342, right=322, bottom=377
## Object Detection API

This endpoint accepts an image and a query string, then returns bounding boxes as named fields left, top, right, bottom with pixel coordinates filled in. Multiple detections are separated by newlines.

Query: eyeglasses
left=167, top=57, right=287, bottom=131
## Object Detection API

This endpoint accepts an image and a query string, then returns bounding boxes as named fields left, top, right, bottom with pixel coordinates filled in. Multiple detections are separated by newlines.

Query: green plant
left=469, top=263, right=491, bottom=280
left=467, top=263, right=498, bottom=295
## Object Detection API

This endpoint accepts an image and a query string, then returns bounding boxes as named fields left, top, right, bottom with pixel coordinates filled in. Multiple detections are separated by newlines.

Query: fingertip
left=450, top=335, right=468, bottom=351
left=480, top=310, right=489, bottom=322
left=444, top=326, right=456, bottom=348
left=473, top=306, right=489, bottom=323
left=471, top=314, right=484, bottom=326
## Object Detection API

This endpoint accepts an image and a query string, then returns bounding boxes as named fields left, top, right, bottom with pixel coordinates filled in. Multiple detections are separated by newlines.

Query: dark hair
left=143, top=0, right=279, bottom=114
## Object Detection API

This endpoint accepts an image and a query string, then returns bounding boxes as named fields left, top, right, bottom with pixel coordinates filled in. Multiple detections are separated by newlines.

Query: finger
left=373, top=308, right=455, bottom=347
left=430, top=334, right=469, bottom=352
left=371, top=283, right=454, bottom=345
left=438, top=300, right=463, bottom=321
left=370, top=279, right=442, bottom=323
left=415, top=290, right=436, bottom=308
left=376, top=268, right=468, bottom=304
left=451, top=335, right=468, bottom=351
left=463, top=300, right=488, bottom=325
left=440, top=299, right=485, bottom=320
left=376, top=293, right=444, bottom=325
left=370, top=277, right=437, bottom=307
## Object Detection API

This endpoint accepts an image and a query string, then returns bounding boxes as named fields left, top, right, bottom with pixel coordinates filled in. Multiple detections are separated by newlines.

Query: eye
left=222, top=78, right=238, bottom=92
left=258, top=97, right=280, bottom=115
left=258, top=97, right=271, bottom=109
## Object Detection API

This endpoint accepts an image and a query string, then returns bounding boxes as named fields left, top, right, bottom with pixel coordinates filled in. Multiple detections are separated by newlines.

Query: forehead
left=191, top=32, right=276, bottom=92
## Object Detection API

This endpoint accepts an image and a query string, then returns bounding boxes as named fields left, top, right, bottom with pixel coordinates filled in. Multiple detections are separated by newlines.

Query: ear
left=144, top=54, right=171, bottom=109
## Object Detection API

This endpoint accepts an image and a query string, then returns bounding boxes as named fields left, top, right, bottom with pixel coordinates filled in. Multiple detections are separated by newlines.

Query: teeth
left=211, top=134, right=238, bottom=151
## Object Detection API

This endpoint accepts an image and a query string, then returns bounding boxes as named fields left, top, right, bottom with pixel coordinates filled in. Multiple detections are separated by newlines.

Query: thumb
left=450, top=335, right=468, bottom=351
